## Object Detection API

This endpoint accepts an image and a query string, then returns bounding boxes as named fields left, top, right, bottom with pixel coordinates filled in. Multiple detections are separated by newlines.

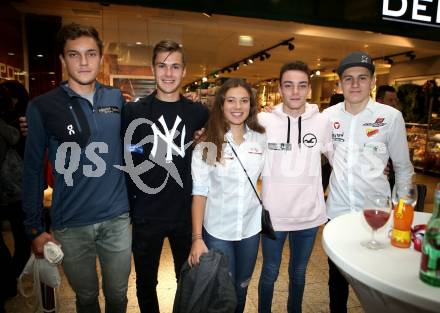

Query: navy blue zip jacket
left=23, top=81, right=129, bottom=239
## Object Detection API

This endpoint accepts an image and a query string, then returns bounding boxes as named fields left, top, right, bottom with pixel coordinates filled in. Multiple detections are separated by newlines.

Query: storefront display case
left=398, top=78, right=440, bottom=174
left=406, top=123, right=428, bottom=170
left=425, top=118, right=440, bottom=173
left=407, top=120, right=440, bottom=174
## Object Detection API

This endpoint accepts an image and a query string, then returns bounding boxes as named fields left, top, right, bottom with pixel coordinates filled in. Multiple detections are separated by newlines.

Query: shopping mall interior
left=1, top=0, right=439, bottom=312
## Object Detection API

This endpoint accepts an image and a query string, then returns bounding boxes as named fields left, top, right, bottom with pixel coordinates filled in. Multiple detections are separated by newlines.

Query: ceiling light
left=36, top=54, right=44, bottom=58
left=385, top=57, right=394, bottom=65
left=202, top=77, right=208, bottom=82
left=233, top=64, right=239, bottom=71
left=227, top=68, right=232, bottom=73
left=264, top=52, right=271, bottom=59
left=202, top=12, right=212, bottom=18
left=239, top=35, right=254, bottom=47
left=288, top=43, right=294, bottom=51
left=136, top=41, right=142, bottom=45
left=248, top=58, right=253, bottom=64
left=315, top=70, right=321, bottom=76
left=194, top=81, right=198, bottom=85
left=259, top=54, right=265, bottom=61
left=8, top=52, right=15, bottom=56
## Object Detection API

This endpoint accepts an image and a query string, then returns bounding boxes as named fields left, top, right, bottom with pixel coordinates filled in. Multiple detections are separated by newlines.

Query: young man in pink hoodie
left=257, top=61, right=333, bottom=313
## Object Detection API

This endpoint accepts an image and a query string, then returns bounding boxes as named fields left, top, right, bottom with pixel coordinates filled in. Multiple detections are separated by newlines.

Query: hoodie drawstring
left=287, top=115, right=302, bottom=149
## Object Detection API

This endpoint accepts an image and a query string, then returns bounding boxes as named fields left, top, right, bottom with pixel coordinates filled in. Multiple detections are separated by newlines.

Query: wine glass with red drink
left=362, top=195, right=392, bottom=250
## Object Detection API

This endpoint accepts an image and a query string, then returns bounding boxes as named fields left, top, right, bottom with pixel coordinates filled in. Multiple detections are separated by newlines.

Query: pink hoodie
left=258, top=103, right=332, bottom=231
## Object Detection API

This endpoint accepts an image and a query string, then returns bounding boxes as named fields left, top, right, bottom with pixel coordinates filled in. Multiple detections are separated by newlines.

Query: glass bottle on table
left=391, top=183, right=417, bottom=248
left=419, top=183, right=440, bottom=287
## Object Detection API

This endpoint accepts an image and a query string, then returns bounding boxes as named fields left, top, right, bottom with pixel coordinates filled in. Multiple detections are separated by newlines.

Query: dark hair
left=376, top=85, right=396, bottom=101
left=57, top=23, right=103, bottom=56
left=202, top=78, right=265, bottom=164
left=152, top=40, right=185, bottom=66
left=0, top=86, right=13, bottom=118
left=279, top=61, right=311, bottom=83
left=0, top=80, right=29, bottom=117
left=329, top=93, right=344, bottom=107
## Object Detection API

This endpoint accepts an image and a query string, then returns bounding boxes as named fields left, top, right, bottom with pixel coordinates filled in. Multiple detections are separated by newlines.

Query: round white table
left=323, top=211, right=439, bottom=313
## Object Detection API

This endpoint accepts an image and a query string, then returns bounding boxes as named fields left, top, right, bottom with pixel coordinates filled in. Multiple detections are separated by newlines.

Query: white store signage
left=382, top=0, right=440, bottom=27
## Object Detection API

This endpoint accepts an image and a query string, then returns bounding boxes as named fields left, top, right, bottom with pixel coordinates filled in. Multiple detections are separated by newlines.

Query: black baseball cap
left=337, top=51, right=375, bottom=77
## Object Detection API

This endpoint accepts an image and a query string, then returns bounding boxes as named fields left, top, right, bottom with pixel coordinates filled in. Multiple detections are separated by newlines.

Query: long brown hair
left=202, top=78, right=265, bottom=164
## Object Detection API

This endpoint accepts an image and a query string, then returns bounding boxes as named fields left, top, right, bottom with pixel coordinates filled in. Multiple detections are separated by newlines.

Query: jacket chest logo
left=67, top=124, right=75, bottom=135
left=302, top=133, right=317, bottom=148
left=151, top=115, right=186, bottom=163
left=366, top=128, right=379, bottom=137
left=362, top=117, right=386, bottom=127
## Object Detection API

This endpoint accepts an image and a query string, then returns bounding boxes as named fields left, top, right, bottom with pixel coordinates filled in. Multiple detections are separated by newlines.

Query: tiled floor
left=4, top=172, right=437, bottom=312
left=4, top=227, right=362, bottom=313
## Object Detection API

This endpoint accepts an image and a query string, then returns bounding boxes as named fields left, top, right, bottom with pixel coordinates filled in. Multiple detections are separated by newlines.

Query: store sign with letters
left=382, top=0, right=440, bottom=27
left=0, top=62, right=25, bottom=83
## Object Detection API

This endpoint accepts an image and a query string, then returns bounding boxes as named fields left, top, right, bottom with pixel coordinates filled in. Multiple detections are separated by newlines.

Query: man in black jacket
left=122, top=40, right=209, bottom=313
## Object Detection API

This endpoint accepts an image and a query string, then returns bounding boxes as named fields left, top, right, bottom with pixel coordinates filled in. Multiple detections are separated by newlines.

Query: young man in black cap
left=323, top=52, right=414, bottom=313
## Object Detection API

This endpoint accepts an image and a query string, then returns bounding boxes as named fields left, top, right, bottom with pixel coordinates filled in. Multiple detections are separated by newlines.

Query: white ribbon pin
left=67, top=124, right=75, bottom=135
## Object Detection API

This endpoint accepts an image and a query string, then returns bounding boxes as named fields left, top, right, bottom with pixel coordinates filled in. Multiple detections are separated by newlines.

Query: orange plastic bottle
left=391, top=199, right=414, bottom=248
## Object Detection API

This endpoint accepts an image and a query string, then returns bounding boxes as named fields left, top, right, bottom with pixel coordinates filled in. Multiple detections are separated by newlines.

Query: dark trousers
left=328, top=257, right=349, bottom=313
left=0, top=201, right=31, bottom=312
left=132, top=220, right=191, bottom=313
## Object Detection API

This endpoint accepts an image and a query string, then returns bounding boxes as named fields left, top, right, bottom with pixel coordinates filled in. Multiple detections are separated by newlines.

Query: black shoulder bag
left=227, top=141, right=276, bottom=240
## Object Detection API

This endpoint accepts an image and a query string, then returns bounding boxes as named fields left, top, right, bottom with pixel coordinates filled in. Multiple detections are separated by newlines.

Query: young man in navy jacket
left=23, top=23, right=131, bottom=313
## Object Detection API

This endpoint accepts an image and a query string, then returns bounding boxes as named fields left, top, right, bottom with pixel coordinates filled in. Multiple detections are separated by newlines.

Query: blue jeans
left=54, top=213, right=132, bottom=313
left=258, top=227, right=318, bottom=313
left=203, top=229, right=260, bottom=313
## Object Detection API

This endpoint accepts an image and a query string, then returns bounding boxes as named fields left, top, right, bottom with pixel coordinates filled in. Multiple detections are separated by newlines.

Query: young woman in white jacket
left=188, top=78, right=266, bottom=313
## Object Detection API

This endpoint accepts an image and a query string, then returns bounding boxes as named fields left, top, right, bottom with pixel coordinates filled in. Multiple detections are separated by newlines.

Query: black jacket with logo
left=122, top=92, right=209, bottom=224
